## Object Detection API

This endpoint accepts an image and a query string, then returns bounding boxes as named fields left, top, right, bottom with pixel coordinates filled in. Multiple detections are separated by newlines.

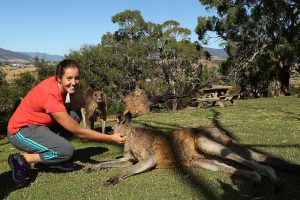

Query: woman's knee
left=61, top=142, right=75, bottom=161
left=41, top=141, right=74, bottom=164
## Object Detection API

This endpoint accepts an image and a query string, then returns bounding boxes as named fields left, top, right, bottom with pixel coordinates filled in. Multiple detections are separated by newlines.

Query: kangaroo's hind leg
left=101, top=119, right=106, bottom=133
left=195, top=136, right=278, bottom=183
left=190, top=156, right=262, bottom=182
left=81, top=108, right=87, bottom=128
left=204, top=128, right=269, bottom=162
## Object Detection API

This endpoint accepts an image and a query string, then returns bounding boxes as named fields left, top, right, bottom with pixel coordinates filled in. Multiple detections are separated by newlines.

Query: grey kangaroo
left=89, top=112, right=300, bottom=185
left=70, top=87, right=107, bottom=133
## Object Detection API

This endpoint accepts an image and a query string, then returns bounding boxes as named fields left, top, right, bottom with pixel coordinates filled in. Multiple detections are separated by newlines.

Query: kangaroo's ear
left=101, top=92, right=107, bottom=102
left=116, top=112, right=125, bottom=124
left=124, top=112, right=132, bottom=124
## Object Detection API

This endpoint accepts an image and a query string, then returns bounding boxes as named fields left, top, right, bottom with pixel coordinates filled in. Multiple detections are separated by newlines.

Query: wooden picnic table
left=192, top=85, right=237, bottom=108
left=202, top=85, right=232, bottom=96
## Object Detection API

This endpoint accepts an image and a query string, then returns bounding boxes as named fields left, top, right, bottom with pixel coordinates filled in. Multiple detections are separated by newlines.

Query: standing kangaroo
left=70, top=87, right=107, bottom=133
left=89, top=112, right=300, bottom=185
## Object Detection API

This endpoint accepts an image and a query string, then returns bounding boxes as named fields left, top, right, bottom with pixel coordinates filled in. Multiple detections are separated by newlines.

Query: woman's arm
left=50, top=112, right=125, bottom=144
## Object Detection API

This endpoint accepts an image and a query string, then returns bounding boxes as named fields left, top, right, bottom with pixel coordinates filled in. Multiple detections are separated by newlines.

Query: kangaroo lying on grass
left=89, top=112, right=300, bottom=185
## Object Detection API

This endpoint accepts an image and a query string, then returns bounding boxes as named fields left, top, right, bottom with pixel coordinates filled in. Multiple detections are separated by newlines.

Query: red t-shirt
left=8, top=76, right=67, bottom=134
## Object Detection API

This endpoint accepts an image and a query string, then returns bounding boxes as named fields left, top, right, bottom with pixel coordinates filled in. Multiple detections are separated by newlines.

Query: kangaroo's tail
left=259, top=157, right=300, bottom=176
left=228, top=142, right=300, bottom=176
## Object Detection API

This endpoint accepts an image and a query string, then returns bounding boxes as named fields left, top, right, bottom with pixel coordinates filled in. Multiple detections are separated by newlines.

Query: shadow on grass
left=36, top=146, right=111, bottom=173
left=171, top=161, right=273, bottom=199
left=245, top=143, right=300, bottom=148
left=222, top=174, right=300, bottom=199
left=73, top=146, right=109, bottom=164
left=282, top=110, right=300, bottom=121
left=31, top=143, right=110, bottom=173
left=211, top=109, right=237, bottom=140
left=173, top=168, right=220, bottom=199
left=134, top=120, right=184, bottom=132
left=208, top=108, right=300, bottom=199
left=0, top=169, right=38, bottom=199
left=257, top=108, right=300, bottom=121
left=0, top=146, right=110, bottom=199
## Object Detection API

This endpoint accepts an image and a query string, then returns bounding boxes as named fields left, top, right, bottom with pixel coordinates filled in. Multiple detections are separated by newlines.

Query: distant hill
left=204, top=47, right=227, bottom=58
left=0, top=47, right=226, bottom=64
left=0, top=48, right=33, bottom=64
left=0, top=48, right=64, bottom=64
left=19, top=52, right=64, bottom=62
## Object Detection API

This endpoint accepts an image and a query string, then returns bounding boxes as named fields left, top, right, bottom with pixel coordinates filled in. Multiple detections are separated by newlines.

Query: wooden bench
left=192, top=85, right=237, bottom=108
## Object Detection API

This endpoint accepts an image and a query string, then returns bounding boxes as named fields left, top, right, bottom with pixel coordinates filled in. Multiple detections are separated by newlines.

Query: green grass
left=1, top=96, right=300, bottom=199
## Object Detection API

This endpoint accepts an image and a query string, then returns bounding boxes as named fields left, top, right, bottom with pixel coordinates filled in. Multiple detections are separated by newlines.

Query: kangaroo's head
left=113, top=112, right=133, bottom=136
left=85, top=87, right=106, bottom=104
left=92, top=89, right=105, bottom=103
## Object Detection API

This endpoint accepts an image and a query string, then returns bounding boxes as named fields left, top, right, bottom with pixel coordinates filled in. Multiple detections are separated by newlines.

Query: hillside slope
left=0, top=48, right=64, bottom=63
left=20, top=52, right=64, bottom=62
left=0, top=48, right=33, bottom=63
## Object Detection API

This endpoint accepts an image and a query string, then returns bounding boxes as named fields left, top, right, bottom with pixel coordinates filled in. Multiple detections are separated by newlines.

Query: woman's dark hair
left=55, top=59, right=80, bottom=80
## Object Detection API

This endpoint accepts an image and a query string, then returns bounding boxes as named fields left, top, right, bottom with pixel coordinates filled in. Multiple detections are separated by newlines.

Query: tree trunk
left=172, top=98, right=177, bottom=111
left=278, top=67, right=291, bottom=96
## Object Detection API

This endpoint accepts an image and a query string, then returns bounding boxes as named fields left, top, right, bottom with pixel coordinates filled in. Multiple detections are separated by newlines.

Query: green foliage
left=34, top=57, right=55, bottom=81
left=142, top=81, right=168, bottom=97
left=112, top=9, right=148, bottom=41
left=0, top=68, right=9, bottom=117
left=290, top=83, right=300, bottom=95
left=163, top=97, right=191, bottom=110
left=197, top=0, right=300, bottom=96
left=14, top=72, right=35, bottom=91
left=107, top=100, right=125, bottom=115
left=67, top=9, right=212, bottom=105
left=0, top=68, right=7, bottom=85
left=199, top=65, right=220, bottom=85
left=0, top=72, right=36, bottom=120
left=9, top=72, right=36, bottom=99
left=196, top=16, right=217, bottom=44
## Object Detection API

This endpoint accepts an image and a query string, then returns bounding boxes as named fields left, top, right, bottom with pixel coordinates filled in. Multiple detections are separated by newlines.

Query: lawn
left=1, top=96, right=300, bottom=200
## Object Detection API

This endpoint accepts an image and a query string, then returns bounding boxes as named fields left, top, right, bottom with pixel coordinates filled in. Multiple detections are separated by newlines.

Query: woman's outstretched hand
left=110, top=133, right=126, bottom=144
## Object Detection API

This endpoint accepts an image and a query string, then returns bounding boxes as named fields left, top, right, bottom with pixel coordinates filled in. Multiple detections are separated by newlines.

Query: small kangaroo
left=70, top=87, right=107, bottom=133
left=89, top=112, right=300, bottom=185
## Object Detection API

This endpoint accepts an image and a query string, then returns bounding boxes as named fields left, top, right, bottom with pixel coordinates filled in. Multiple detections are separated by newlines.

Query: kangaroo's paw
left=250, top=171, right=262, bottom=182
left=262, top=165, right=279, bottom=184
left=85, top=167, right=97, bottom=173
left=105, top=176, right=120, bottom=186
left=85, top=164, right=102, bottom=173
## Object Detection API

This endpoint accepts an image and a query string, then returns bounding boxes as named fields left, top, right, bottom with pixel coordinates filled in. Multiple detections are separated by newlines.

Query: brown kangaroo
left=70, top=87, right=107, bottom=133
left=89, top=112, right=300, bottom=185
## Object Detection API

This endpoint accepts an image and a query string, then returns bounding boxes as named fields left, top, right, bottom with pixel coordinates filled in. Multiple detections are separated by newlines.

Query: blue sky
left=0, top=0, right=221, bottom=56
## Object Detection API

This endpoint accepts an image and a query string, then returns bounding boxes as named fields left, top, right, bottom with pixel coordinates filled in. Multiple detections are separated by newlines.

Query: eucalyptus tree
left=34, top=57, right=55, bottom=81
left=158, top=20, right=205, bottom=97
left=68, top=10, right=161, bottom=99
left=68, top=45, right=107, bottom=88
left=68, top=9, right=208, bottom=107
left=0, top=68, right=6, bottom=86
left=196, top=0, right=300, bottom=96
left=110, top=10, right=206, bottom=98
left=110, top=10, right=153, bottom=87
left=0, top=68, right=8, bottom=115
